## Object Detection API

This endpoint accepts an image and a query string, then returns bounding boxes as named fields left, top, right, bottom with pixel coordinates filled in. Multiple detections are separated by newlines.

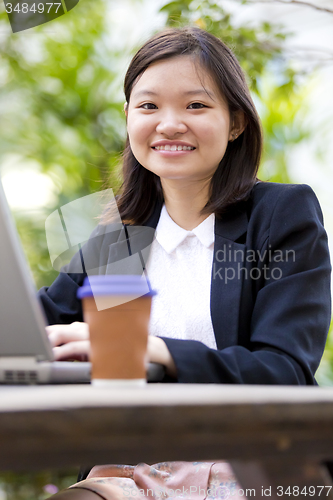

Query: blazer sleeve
left=38, top=271, right=85, bottom=325
left=161, top=184, right=332, bottom=385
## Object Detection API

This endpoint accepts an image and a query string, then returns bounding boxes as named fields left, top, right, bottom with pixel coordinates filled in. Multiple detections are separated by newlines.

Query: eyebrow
left=132, top=89, right=216, bottom=100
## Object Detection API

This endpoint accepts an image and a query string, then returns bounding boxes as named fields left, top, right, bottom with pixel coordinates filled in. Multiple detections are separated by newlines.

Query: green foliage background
left=0, top=0, right=332, bottom=497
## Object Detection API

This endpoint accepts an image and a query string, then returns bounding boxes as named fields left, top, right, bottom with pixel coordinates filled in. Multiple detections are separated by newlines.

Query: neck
left=161, top=178, right=212, bottom=230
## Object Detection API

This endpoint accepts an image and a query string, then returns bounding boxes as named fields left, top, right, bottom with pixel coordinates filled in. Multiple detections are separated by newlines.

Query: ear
left=229, top=110, right=246, bottom=142
left=124, top=102, right=128, bottom=118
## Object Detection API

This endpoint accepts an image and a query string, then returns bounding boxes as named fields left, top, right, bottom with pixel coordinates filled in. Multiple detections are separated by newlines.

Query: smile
left=151, top=147, right=196, bottom=156
left=152, top=145, right=195, bottom=151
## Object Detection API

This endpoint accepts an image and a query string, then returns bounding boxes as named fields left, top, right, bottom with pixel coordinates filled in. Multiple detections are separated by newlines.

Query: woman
left=40, top=26, right=331, bottom=498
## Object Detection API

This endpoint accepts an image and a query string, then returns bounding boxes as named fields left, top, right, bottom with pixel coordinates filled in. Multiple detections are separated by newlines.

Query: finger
left=53, top=341, right=90, bottom=361
left=46, top=324, right=89, bottom=347
left=48, top=330, right=76, bottom=348
left=45, top=325, right=59, bottom=336
left=46, top=323, right=89, bottom=336
left=45, top=325, right=70, bottom=347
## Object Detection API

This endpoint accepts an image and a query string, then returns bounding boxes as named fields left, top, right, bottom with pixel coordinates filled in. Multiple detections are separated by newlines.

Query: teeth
left=154, top=145, right=195, bottom=151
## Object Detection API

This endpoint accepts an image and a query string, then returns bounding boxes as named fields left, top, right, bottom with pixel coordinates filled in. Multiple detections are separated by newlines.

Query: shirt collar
left=155, top=204, right=215, bottom=254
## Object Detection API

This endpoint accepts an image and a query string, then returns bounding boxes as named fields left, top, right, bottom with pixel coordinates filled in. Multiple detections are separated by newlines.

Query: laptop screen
left=0, top=179, right=53, bottom=361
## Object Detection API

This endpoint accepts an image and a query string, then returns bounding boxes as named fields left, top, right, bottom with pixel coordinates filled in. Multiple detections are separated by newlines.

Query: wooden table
left=1, top=384, right=333, bottom=499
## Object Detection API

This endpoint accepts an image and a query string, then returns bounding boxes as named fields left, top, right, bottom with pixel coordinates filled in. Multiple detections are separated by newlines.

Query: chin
left=155, top=171, right=193, bottom=181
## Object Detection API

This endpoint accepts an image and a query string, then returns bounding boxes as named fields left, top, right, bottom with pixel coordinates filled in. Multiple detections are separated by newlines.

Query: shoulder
left=250, top=181, right=322, bottom=220
left=252, top=180, right=317, bottom=203
left=244, top=181, right=325, bottom=247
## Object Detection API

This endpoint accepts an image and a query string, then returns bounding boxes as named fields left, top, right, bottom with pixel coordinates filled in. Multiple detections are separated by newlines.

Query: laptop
left=0, top=179, right=164, bottom=384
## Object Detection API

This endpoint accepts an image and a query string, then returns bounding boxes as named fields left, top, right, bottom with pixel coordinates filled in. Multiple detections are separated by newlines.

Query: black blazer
left=38, top=181, right=332, bottom=385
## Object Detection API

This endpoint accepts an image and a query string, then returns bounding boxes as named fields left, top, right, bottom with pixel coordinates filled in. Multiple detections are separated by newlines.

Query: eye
left=188, top=102, right=206, bottom=109
left=140, top=103, right=157, bottom=110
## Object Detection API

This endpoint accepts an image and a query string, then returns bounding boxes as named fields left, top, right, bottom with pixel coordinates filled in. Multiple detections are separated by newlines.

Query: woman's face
left=125, top=55, right=238, bottom=184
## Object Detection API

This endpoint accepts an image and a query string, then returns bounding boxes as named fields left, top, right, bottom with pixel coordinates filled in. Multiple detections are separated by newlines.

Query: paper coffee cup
left=77, top=275, right=156, bottom=387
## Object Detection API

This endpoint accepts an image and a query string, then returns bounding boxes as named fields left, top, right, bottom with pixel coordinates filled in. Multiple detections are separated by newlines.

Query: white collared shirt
left=145, top=204, right=217, bottom=349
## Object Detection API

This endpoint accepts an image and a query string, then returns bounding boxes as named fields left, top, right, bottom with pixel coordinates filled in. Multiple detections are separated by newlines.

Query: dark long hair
left=114, top=26, right=262, bottom=224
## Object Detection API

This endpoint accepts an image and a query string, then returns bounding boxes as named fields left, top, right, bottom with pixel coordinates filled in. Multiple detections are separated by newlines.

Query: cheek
left=198, top=117, right=230, bottom=145
left=199, top=119, right=230, bottom=166
left=127, top=115, right=153, bottom=145
left=126, top=119, right=153, bottom=166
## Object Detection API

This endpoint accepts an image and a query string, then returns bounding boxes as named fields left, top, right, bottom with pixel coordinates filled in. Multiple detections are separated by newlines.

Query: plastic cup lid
left=77, top=274, right=156, bottom=299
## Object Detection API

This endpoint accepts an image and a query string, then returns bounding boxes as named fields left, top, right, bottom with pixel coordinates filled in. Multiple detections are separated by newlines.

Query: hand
left=147, top=336, right=177, bottom=378
left=46, top=321, right=90, bottom=361
left=46, top=322, right=177, bottom=377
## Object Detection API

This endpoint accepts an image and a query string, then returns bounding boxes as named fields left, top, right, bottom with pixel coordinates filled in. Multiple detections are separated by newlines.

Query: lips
left=150, top=140, right=196, bottom=149
left=153, top=145, right=195, bottom=151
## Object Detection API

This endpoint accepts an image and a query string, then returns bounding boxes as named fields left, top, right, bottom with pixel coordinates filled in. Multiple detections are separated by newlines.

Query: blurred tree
left=0, top=0, right=125, bottom=288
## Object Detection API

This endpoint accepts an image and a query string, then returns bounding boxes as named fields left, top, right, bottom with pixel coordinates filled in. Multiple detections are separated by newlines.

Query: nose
left=155, top=110, right=187, bottom=137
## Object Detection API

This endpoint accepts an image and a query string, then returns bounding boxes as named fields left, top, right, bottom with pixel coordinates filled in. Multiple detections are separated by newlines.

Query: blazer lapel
left=211, top=208, right=248, bottom=349
left=106, top=225, right=156, bottom=275
left=106, top=199, right=163, bottom=275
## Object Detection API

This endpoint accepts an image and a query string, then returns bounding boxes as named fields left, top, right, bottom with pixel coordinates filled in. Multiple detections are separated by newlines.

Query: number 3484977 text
left=5, top=3, right=62, bottom=14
